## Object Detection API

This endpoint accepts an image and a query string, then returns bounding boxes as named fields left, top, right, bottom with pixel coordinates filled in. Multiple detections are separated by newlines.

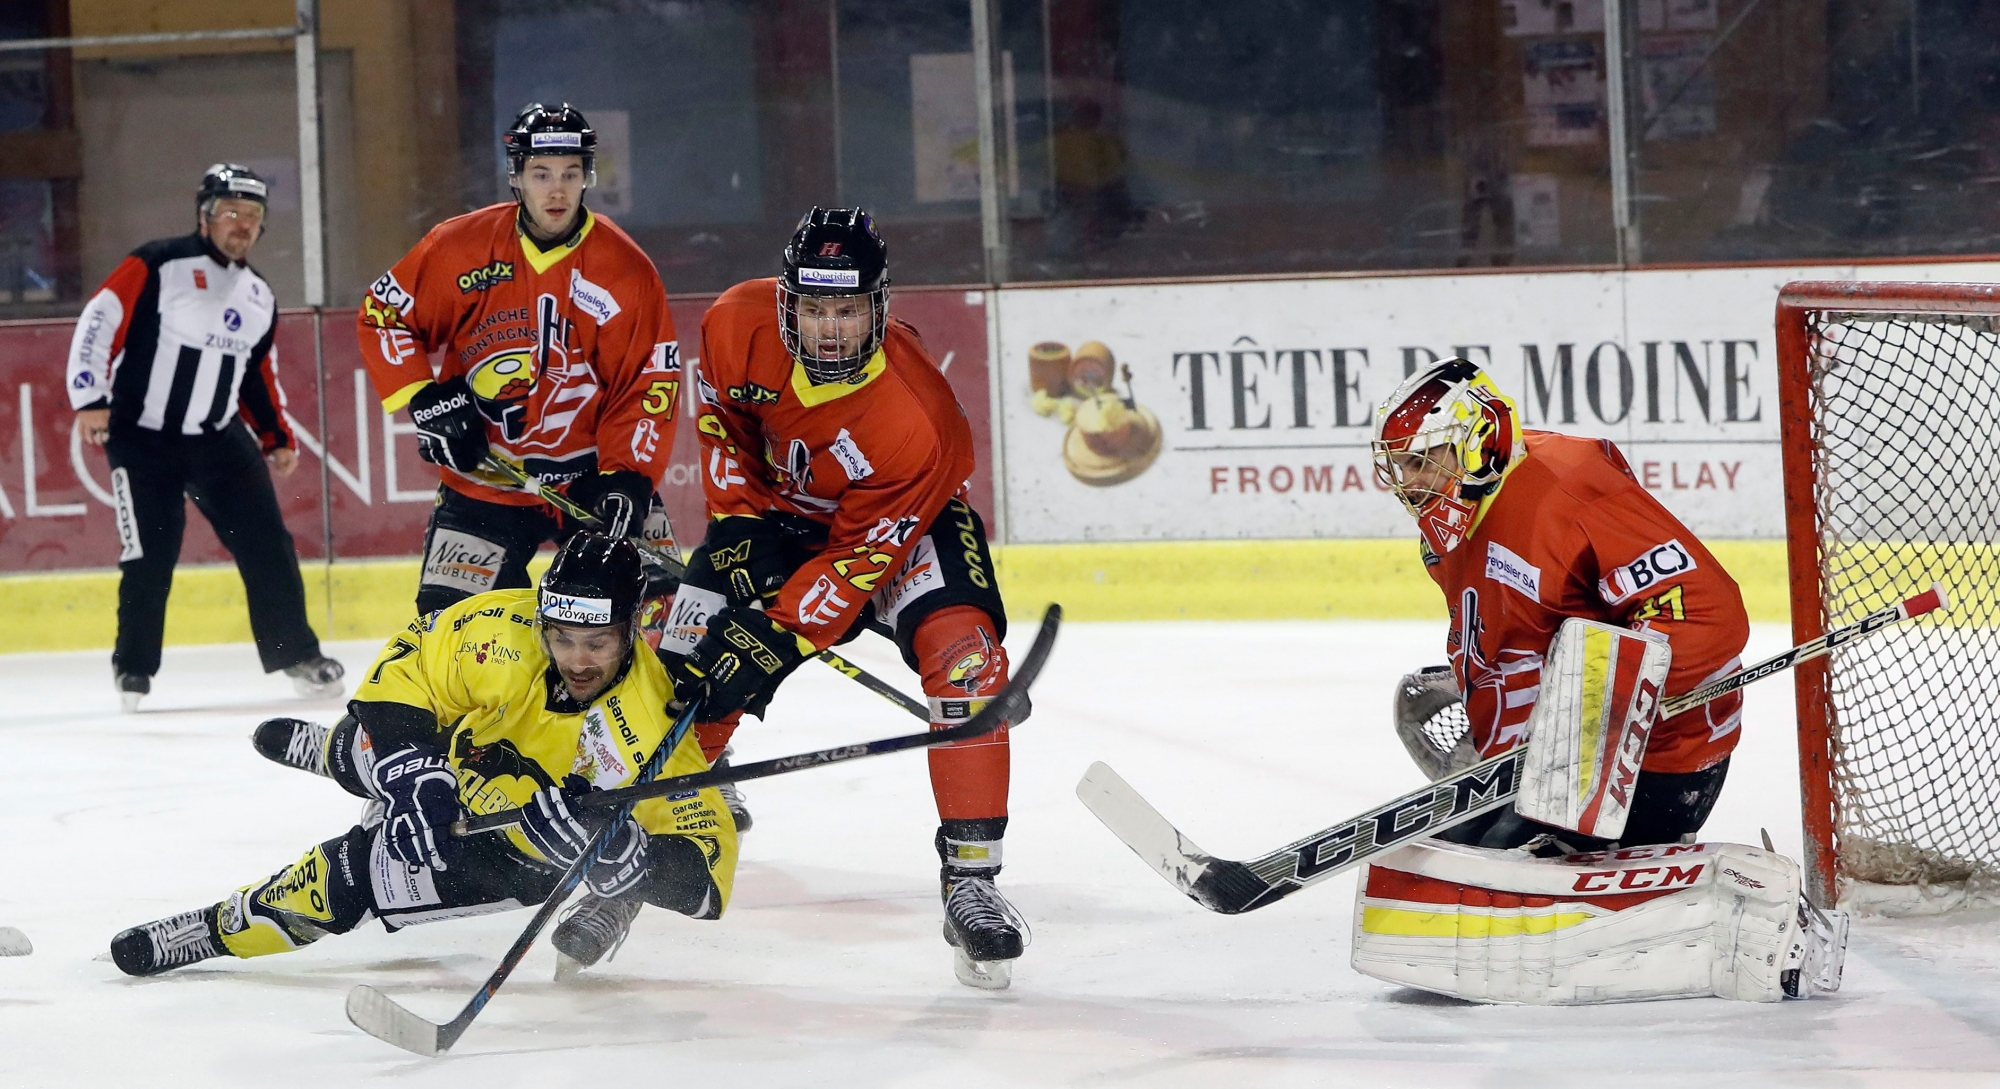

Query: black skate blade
left=346, top=985, right=446, bottom=1057
left=0, top=927, right=30, bottom=956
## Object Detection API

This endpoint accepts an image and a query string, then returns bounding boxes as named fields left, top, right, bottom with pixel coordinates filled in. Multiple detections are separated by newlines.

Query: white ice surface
left=2, top=621, right=1999, bottom=1087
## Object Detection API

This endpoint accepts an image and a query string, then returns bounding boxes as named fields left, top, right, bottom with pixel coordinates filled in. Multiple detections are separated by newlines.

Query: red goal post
left=1777, top=280, right=2000, bottom=912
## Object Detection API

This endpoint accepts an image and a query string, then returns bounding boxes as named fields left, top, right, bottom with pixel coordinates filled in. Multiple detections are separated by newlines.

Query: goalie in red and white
left=1358, top=358, right=1847, bottom=1004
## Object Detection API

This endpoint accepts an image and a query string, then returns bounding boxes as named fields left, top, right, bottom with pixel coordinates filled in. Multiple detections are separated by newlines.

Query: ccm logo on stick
left=1571, top=863, right=1705, bottom=893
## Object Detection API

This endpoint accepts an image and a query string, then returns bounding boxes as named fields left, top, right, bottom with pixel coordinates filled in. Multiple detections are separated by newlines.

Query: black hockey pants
left=1437, top=757, right=1732, bottom=852
left=104, top=421, right=322, bottom=678
left=413, top=486, right=568, bottom=616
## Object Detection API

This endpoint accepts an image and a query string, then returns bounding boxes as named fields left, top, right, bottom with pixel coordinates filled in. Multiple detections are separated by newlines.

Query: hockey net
left=1779, top=281, right=2000, bottom=915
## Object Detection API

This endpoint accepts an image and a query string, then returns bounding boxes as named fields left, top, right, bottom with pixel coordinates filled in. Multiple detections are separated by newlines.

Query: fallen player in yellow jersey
left=110, top=533, right=736, bottom=977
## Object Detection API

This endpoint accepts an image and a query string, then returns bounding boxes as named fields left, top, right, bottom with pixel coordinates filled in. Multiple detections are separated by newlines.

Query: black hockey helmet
left=504, top=103, right=596, bottom=187
left=539, top=532, right=644, bottom=630
left=778, top=207, right=890, bottom=384
left=197, top=163, right=269, bottom=214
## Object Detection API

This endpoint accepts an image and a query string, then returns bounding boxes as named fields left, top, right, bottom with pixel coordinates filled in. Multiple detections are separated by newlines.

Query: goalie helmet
left=504, top=103, right=597, bottom=187
left=777, top=206, right=890, bottom=385
left=1371, top=357, right=1522, bottom=555
left=539, top=532, right=644, bottom=630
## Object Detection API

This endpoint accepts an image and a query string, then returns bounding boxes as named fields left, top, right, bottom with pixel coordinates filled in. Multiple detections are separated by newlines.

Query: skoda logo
left=222, top=308, right=242, bottom=331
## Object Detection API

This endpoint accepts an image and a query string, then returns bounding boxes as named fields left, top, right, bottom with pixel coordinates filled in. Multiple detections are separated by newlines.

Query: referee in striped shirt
left=67, top=164, right=342, bottom=711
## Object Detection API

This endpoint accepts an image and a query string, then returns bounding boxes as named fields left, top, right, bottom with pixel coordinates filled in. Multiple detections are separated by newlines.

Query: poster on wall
left=583, top=108, right=633, bottom=216
left=1522, top=38, right=1603, bottom=147
left=1641, top=35, right=1718, bottom=140
left=990, top=260, right=2000, bottom=544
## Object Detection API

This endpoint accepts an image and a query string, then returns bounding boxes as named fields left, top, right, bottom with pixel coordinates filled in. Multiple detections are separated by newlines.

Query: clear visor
left=1371, top=430, right=1465, bottom=515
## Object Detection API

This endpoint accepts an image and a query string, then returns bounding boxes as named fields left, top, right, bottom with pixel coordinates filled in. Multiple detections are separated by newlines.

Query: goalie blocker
left=1351, top=839, right=1849, bottom=1004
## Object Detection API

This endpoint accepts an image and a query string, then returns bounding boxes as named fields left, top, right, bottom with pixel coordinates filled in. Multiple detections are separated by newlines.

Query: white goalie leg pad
left=1515, top=618, right=1671, bottom=840
left=1351, top=839, right=1835, bottom=1004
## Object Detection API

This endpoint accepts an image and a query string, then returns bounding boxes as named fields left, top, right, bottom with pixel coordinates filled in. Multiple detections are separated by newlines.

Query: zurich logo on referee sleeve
left=223, top=308, right=242, bottom=331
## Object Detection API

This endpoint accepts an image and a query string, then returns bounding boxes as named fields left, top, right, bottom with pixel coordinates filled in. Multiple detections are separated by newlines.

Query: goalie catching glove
left=1393, top=665, right=1475, bottom=781
left=666, top=605, right=811, bottom=719
left=518, top=776, right=655, bottom=897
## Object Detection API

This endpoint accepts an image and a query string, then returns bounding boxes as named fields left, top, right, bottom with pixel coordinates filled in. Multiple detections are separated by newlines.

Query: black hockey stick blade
left=1079, top=751, right=1526, bottom=914
left=0, top=926, right=31, bottom=956
left=454, top=604, right=1062, bottom=837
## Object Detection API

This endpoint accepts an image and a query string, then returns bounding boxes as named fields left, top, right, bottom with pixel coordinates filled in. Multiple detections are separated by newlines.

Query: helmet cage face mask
left=777, top=207, right=890, bottom=384
left=1371, top=359, right=1520, bottom=553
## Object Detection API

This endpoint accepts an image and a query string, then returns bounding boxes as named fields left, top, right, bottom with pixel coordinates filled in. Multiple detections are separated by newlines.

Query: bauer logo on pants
left=421, top=529, right=503, bottom=593
left=110, top=468, right=142, bottom=562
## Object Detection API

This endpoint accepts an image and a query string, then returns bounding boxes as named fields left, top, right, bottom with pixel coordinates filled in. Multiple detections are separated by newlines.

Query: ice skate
left=110, top=905, right=226, bottom=977
left=285, top=656, right=346, bottom=700
left=941, top=872, right=1026, bottom=990
left=251, top=717, right=332, bottom=778
left=551, top=893, right=641, bottom=980
left=116, top=671, right=149, bottom=714
left=715, top=744, right=752, bottom=833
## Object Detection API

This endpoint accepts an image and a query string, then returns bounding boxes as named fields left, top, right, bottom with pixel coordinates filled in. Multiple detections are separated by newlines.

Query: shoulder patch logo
left=1599, top=540, right=1698, bottom=605
left=568, top=269, right=622, bottom=325
left=193, top=269, right=207, bottom=290
left=457, top=260, right=514, bottom=294
left=369, top=270, right=415, bottom=313
left=830, top=428, right=874, bottom=481
left=1484, top=541, right=1542, bottom=603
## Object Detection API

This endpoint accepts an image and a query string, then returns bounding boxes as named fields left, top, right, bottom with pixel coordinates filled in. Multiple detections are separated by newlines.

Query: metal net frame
left=1778, top=281, right=2000, bottom=913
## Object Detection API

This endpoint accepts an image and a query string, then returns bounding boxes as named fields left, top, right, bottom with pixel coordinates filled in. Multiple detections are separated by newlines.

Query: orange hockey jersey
left=1424, top=431, right=1749, bottom=775
left=697, top=278, right=977, bottom=650
left=356, top=203, right=679, bottom=506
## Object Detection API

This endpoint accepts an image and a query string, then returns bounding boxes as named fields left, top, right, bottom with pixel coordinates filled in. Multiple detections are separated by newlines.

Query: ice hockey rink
left=3, top=618, right=1998, bottom=1088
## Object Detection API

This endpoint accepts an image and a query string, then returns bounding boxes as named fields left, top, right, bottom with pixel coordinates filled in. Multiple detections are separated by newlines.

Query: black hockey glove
left=565, top=469, right=655, bottom=538
left=666, top=605, right=810, bottom=720
left=695, top=515, right=789, bottom=606
left=371, top=743, right=463, bottom=872
left=518, top=777, right=653, bottom=896
left=406, top=377, right=488, bottom=473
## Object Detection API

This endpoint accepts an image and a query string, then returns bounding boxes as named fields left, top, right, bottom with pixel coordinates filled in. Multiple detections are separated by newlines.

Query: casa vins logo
left=457, top=260, right=515, bottom=294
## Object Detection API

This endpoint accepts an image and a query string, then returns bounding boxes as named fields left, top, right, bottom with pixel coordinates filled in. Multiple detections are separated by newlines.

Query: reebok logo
left=411, top=390, right=470, bottom=425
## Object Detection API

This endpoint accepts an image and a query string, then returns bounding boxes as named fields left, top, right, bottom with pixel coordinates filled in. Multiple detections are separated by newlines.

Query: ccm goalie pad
left=1351, top=839, right=1850, bottom=1004
left=1513, top=618, right=1671, bottom=840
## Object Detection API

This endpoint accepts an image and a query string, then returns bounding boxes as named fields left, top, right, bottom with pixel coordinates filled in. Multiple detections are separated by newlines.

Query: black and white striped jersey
left=65, top=233, right=293, bottom=450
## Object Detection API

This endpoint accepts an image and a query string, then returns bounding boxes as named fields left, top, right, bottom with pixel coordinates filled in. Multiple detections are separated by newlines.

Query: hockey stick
left=1080, top=584, right=1948, bottom=915
left=0, top=926, right=29, bottom=956
left=452, top=605, right=1062, bottom=837
left=482, top=455, right=929, bottom=723
left=346, top=698, right=705, bottom=1056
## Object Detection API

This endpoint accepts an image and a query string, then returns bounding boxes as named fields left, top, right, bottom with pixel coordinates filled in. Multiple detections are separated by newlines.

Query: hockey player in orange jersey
left=655, top=207, right=1023, bottom=989
left=356, top=103, right=680, bottom=616
left=1371, top=357, right=1750, bottom=850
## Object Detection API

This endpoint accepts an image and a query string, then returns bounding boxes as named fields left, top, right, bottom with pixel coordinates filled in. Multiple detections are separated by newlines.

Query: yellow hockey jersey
left=353, top=588, right=735, bottom=909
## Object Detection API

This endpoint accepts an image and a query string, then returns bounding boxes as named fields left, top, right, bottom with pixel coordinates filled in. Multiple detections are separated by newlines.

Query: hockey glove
left=371, top=743, right=463, bottom=872
left=667, top=605, right=810, bottom=719
left=518, top=777, right=653, bottom=896
left=406, top=377, right=488, bottom=473
left=565, top=469, right=655, bottom=538
left=696, top=515, right=789, bottom=606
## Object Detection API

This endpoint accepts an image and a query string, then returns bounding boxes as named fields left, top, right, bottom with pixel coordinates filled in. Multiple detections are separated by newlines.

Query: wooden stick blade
left=346, top=985, right=445, bottom=1057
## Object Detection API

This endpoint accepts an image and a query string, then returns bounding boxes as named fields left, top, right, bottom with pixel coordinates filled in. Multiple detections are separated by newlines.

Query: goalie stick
left=1080, top=584, right=1948, bottom=915
left=0, top=926, right=29, bottom=956
left=347, top=695, right=704, bottom=1056
left=346, top=605, right=1058, bottom=1056
left=482, top=455, right=930, bottom=724
left=453, top=605, right=1060, bottom=836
